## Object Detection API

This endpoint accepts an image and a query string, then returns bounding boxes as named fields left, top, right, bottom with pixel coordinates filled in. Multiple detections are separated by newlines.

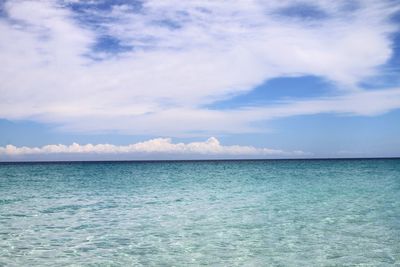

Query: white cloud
left=30, top=87, right=400, bottom=136
left=0, top=137, right=309, bottom=157
left=0, top=0, right=399, bottom=136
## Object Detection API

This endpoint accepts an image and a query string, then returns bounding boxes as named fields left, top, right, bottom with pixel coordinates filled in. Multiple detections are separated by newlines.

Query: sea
left=0, top=159, right=399, bottom=266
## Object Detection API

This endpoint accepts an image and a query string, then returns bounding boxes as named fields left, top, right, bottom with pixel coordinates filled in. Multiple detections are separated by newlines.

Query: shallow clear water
left=0, top=159, right=399, bottom=266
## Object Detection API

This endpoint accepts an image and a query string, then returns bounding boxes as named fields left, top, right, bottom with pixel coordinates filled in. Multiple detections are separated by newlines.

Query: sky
left=0, top=0, right=400, bottom=160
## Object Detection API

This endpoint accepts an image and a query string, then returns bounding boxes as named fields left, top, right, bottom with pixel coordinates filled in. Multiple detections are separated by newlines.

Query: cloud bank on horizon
left=0, top=137, right=309, bottom=160
left=0, top=0, right=400, bottom=150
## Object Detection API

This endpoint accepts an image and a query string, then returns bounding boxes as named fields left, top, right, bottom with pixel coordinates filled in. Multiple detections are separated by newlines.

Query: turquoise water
left=0, top=159, right=399, bottom=266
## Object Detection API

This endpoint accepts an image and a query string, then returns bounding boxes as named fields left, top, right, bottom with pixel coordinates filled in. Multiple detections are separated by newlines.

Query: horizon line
left=1, top=157, right=399, bottom=164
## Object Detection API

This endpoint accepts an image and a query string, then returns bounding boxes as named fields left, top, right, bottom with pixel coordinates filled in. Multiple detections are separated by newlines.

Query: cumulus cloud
left=0, top=137, right=309, bottom=158
left=0, top=0, right=399, bottom=136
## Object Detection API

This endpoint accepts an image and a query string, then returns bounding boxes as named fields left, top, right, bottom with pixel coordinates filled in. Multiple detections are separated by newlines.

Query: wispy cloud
left=0, top=137, right=309, bottom=158
left=37, top=87, right=400, bottom=136
left=0, top=0, right=399, bottom=136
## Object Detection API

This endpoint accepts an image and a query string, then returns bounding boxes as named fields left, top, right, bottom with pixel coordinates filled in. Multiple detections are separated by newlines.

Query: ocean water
left=0, top=159, right=399, bottom=266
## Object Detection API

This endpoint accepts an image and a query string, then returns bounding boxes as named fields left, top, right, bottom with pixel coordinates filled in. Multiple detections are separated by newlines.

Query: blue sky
left=0, top=0, right=400, bottom=160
